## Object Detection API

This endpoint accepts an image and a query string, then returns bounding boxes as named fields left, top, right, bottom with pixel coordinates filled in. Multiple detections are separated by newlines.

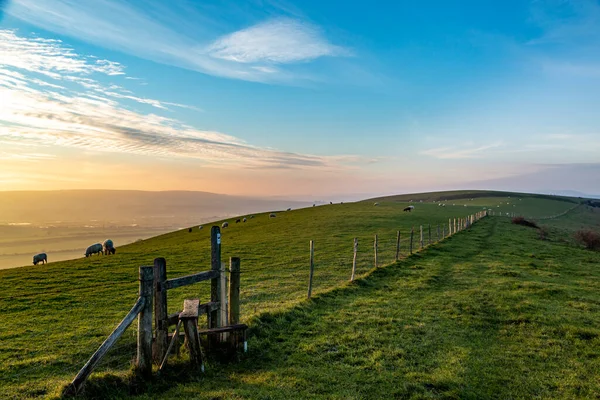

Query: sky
left=0, top=0, right=599, bottom=199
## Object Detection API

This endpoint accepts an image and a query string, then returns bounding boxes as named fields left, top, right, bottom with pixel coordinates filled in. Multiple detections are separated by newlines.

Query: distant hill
left=365, top=190, right=582, bottom=204
left=0, top=190, right=311, bottom=226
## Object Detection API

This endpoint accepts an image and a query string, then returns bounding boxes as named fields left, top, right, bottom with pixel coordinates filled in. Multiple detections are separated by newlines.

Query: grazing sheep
left=287, top=208, right=292, bottom=211
left=33, top=253, right=47, bottom=265
left=250, top=215, right=254, bottom=219
left=85, top=243, right=103, bottom=257
left=374, top=202, right=379, bottom=206
left=222, top=222, right=229, bottom=228
left=199, top=225, right=203, bottom=229
left=188, top=228, right=192, bottom=232
left=103, top=239, right=116, bottom=255
left=269, top=213, right=277, bottom=218
left=313, top=204, right=316, bottom=207
left=330, top=202, right=333, bottom=205
left=243, top=218, right=247, bottom=222
left=403, top=206, right=414, bottom=212
left=236, top=219, right=241, bottom=223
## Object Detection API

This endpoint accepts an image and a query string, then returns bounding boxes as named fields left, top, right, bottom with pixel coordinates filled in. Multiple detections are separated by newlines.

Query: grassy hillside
left=0, top=191, right=597, bottom=399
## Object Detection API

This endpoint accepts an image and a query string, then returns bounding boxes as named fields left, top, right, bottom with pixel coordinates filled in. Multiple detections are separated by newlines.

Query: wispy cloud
left=0, top=29, right=366, bottom=171
left=420, top=142, right=504, bottom=159
left=6, top=0, right=350, bottom=84
left=207, top=18, right=348, bottom=63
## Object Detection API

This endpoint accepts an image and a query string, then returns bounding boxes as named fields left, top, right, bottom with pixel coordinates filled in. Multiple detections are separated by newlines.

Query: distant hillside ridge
left=366, top=190, right=582, bottom=204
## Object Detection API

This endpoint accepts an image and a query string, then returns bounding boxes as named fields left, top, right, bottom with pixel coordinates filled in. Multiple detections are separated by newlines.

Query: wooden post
left=137, top=266, right=153, bottom=379
left=428, top=224, right=431, bottom=245
left=442, top=225, right=446, bottom=238
left=449, top=219, right=451, bottom=236
left=454, top=218, right=456, bottom=234
left=374, top=234, right=378, bottom=268
left=308, top=240, right=315, bottom=298
left=420, top=225, right=423, bottom=249
left=395, top=231, right=400, bottom=261
left=153, top=257, right=168, bottom=363
left=210, top=226, right=221, bottom=329
left=229, top=257, right=241, bottom=325
left=180, top=299, right=203, bottom=369
left=220, top=261, right=228, bottom=325
left=437, top=225, right=440, bottom=242
left=410, top=226, right=414, bottom=254
left=351, top=238, right=358, bottom=281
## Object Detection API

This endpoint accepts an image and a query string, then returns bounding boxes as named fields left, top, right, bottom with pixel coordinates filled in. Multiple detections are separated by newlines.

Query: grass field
left=0, top=190, right=598, bottom=399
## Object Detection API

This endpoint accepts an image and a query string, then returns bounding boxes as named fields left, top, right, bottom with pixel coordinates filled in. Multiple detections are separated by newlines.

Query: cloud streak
left=6, top=0, right=349, bottom=84
left=0, top=29, right=365, bottom=171
left=420, top=142, right=504, bottom=160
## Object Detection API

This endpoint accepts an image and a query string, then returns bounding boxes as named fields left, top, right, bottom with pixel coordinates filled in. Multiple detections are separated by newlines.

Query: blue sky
left=0, top=0, right=599, bottom=197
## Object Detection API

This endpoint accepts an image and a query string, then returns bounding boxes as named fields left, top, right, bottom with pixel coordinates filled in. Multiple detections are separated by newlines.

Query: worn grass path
left=80, top=217, right=600, bottom=399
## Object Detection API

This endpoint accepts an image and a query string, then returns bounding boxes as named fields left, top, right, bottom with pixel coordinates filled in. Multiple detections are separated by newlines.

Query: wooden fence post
left=210, top=226, right=221, bottom=329
left=308, top=240, right=315, bottom=298
left=448, top=219, right=451, bottom=236
left=229, top=257, right=240, bottom=325
left=374, top=234, right=378, bottom=268
left=454, top=218, right=456, bottom=234
left=420, top=225, right=423, bottom=249
left=351, top=238, right=358, bottom=281
left=220, top=261, right=228, bottom=327
left=428, top=224, right=431, bottom=245
left=153, top=258, right=168, bottom=363
left=442, top=225, right=446, bottom=238
left=137, top=266, right=154, bottom=379
left=410, top=227, right=414, bottom=254
left=395, top=231, right=400, bottom=261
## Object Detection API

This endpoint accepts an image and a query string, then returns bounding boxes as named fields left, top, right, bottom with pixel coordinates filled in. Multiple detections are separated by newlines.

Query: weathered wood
left=137, top=266, right=154, bottom=379
left=210, top=226, right=221, bottom=329
left=182, top=318, right=203, bottom=368
left=198, top=323, right=249, bottom=335
left=374, top=234, right=378, bottom=268
left=165, top=270, right=219, bottom=290
left=166, top=302, right=220, bottom=326
left=395, top=231, right=400, bottom=261
left=180, top=298, right=200, bottom=318
left=351, top=238, right=358, bottom=281
left=229, top=257, right=241, bottom=325
left=159, top=320, right=182, bottom=372
left=220, top=261, right=228, bottom=328
left=67, top=297, right=145, bottom=395
left=308, top=240, right=315, bottom=298
left=153, top=257, right=168, bottom=363
left=428, top=224, right=431, bottom=245
left=410, top=226, right=414, bottom=254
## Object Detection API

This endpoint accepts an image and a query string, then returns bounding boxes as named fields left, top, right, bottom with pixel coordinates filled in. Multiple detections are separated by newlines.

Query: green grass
left=0, top=191, right=598, bottom=399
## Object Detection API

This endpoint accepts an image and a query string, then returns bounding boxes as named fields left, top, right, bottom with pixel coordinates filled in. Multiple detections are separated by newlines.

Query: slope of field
left=0, top=192, right=595, bottom=399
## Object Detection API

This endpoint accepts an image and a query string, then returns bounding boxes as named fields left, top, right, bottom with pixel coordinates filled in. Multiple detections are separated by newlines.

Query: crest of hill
left=365, top=190, right=582, bottom=204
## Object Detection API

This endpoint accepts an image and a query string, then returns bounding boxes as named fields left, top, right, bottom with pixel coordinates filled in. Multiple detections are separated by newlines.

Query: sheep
left=287, top=208, right=292, bottom=211
left=403, top=206, right=414, bottom=212
left=243, top=218, right=247, bottom=222
left=250, top=215, right=255, bottom=219
left=103, top=239, right=115, bottom=255
left=33, top=253, right=47, bottom=265
left=236, top=219, right=241, bottom=223
left=269, top=213, right=276, bottom=218
left=199, top=225, right=203, bottom=229
left=374, top=202, right=379, bottom=206
left=222, top=222, right=229, bottom=228
left=188, top=228, right=192, bottom=232
left=85, top=243, right=103, bottom=257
